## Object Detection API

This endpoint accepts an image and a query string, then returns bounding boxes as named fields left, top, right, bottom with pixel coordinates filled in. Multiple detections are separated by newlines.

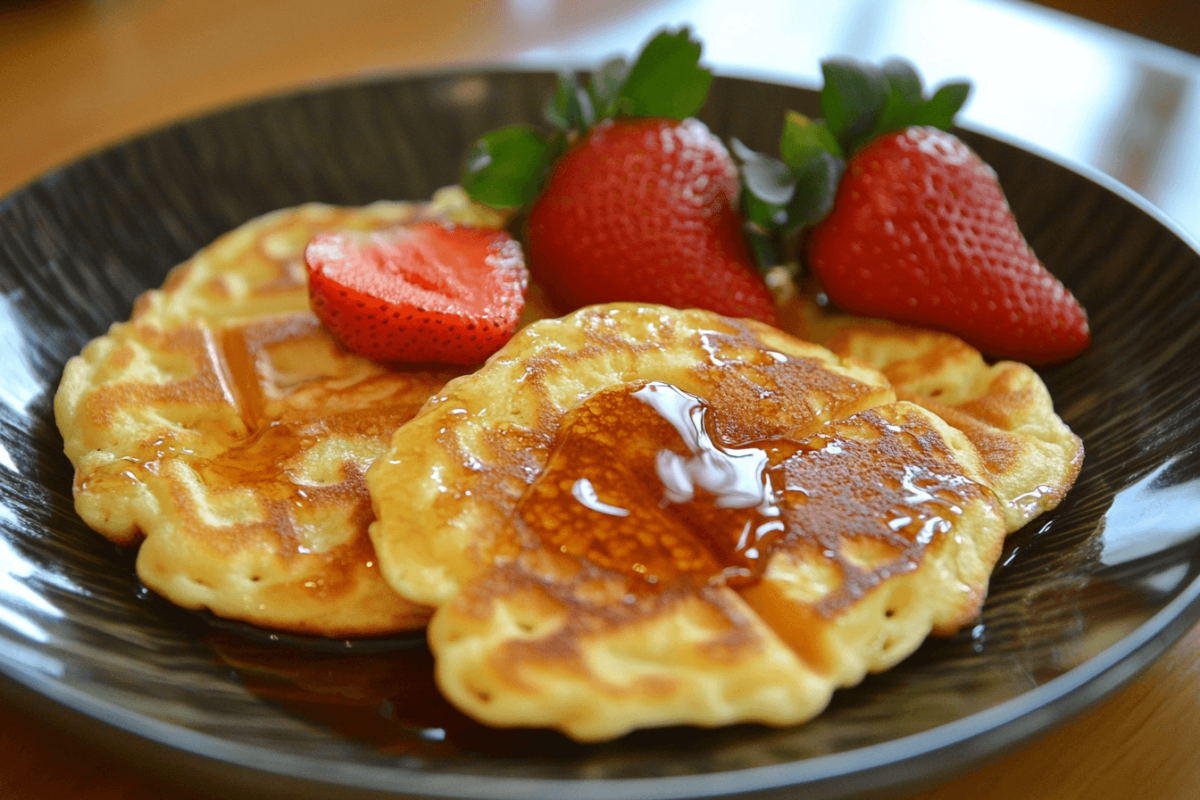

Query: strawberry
left=808, top=126, right=1089, bottom=363
left=305, top=222, right=527, bottom=365
left=737, top=58, right=1090, bottom=364
left=459, top=28, right=778, bottom=325
left=526, top=117, right=777, bottom=322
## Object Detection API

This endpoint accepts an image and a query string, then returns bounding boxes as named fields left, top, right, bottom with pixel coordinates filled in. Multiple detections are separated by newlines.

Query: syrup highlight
left=515, top=381, right=988, bottom=606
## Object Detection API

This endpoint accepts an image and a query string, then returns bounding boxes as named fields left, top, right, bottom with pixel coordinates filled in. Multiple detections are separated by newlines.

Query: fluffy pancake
left=368, top=304, right=1080, bottom=740
left=773, top=273, right=1084, bottom=531
left=55, top=187, right=543, bottom=636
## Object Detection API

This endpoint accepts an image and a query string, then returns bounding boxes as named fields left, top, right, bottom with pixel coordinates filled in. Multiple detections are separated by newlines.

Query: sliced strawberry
left=305, top=222, right=527, bottom=365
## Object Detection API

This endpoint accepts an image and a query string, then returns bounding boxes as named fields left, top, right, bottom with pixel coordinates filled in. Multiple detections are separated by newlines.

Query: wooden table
left=3, top=2, right=1199, bottom=798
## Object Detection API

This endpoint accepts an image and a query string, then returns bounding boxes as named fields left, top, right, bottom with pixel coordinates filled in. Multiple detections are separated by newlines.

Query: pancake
left=772, top=272, right=1084, bottom=532
left=54, top=187, right=546, bottom=636
left=367, top=304, right=1081, bottom=740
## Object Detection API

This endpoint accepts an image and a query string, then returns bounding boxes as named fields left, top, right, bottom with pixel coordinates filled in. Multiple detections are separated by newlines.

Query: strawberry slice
left=305, top=222, right=527, bottom=365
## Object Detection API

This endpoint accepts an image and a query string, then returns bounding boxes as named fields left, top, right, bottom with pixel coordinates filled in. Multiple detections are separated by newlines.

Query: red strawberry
left=305, top=222, right=527, bottom=365
left=526, top=117, right=778, bottom=323
left=808, top=126, right=1090, bottom=364
left=459, top=28, right=777, bottom=325
left=736, top=57, right=1090, bottom=364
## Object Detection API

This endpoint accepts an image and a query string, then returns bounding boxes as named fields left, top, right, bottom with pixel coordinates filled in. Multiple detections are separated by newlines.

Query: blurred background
left=3, top=0, right=1198, bottom=246
left=1036, top=0, right=1198, bottom=55
left=1, top=3, right=1199, bottom=800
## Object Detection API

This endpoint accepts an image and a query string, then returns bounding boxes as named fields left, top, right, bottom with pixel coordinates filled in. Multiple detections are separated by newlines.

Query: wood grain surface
left=2, top=2, right=1198, bottom=798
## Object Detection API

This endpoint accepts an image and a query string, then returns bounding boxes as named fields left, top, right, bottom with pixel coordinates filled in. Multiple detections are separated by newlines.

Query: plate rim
left=3, top=577, right=1199, bottom=799
left=3, top=66, right=1200, bottom=800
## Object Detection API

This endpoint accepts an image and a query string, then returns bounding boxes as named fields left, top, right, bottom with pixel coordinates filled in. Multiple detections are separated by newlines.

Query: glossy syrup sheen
left=77, top=315, right=453, bottom=552
left=515, top=381, right=988, bottom=608
left=64, top=308, right=453, bottom=635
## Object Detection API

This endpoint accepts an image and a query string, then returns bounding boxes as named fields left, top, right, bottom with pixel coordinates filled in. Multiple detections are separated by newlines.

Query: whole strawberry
left=809, top=126, right=1089, bottom=363
left=460, top=28, right=777, bottom=324
left=305, top=222, right=527, bottom=365
left=526, top=117, right=775, bottom=321
left=737, top=59, right=1089, bottom=364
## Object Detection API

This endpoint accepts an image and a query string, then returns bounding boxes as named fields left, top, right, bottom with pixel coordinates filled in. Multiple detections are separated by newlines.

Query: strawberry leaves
left=820, top=60, right=890, bottom=157
left=461, top=126, right=552, bottom=209
left=823, top=58, right=970, bottom=155
left=461, top=27, right=712, bottom=209
left=735, top=112, right=846, bottom=267
left=586, top=57, right=631, bottom=120
left=545, top=73, right=597, bottom=132
left=737, top=58, right=970, bottom=259
left=619, top=28, right=712, bottom=119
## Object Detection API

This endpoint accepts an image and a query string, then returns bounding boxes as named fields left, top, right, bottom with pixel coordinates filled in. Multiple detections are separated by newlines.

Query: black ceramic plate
left=2, top=71, right=1200, bottom=800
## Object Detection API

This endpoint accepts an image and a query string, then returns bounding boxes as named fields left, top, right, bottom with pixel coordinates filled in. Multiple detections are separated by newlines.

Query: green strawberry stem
left=460, top=27, right=714, bottom=210
left=734, top=58, right=971, bottom=268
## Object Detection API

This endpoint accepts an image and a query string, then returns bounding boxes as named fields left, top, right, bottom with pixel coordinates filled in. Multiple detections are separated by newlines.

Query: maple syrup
left=80, top=315, right=453, bottom=556
left=514, top=381, right=989, bottom=606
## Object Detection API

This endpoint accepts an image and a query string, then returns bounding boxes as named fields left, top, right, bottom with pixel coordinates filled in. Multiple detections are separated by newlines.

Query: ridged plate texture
left=1, top=72, right=1199, bottom=800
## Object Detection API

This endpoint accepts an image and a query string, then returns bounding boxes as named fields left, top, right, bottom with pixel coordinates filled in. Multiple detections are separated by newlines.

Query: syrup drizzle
left=514, top=381, right=989, bottom=608
left=80, top=314, right=451, bottom=563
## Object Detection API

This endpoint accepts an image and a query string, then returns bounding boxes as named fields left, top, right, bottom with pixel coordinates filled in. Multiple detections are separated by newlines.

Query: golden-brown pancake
left=772, top=272, right=1084, bottom=532
left=55, top=187, right=547, bottom=636
left=368, top=303, right=1080, bottom=740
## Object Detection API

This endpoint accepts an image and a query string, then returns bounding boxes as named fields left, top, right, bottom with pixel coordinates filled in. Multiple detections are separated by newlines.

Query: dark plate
left=2, top=71, right=1200, bottom=800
